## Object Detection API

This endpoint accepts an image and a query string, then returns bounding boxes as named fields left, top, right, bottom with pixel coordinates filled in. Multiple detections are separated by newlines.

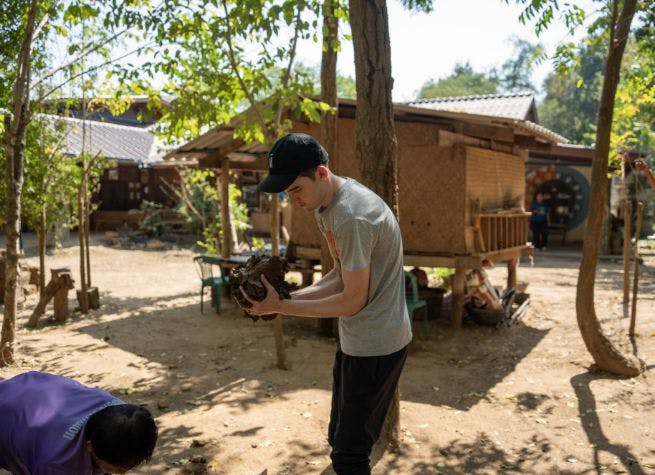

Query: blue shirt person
left=530, top=193, right=550, bottom=250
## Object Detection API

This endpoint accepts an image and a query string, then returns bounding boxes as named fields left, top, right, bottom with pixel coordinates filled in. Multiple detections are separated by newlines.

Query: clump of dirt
left=229, top=255, right=295, bottom=321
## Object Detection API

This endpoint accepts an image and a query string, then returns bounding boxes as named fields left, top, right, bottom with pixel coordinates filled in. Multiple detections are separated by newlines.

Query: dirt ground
left=1, top=232, right=654, bottom=475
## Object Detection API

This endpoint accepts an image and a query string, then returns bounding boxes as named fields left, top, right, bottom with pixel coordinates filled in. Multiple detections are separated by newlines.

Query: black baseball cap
left=258, top=133, right=328, bottom=193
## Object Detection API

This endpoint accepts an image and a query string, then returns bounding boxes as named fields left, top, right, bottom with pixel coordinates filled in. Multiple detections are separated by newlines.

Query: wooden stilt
left=623, top=200, right=632, bottom=303
left=629, top=202, right=644, bottom=336
left=452, top=266, right=466, bottom=328
left=507, top=258, right=517, bottom=290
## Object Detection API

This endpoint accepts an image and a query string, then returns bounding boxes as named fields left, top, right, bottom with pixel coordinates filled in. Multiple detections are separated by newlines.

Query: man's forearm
left=279, top=291, right=363, bottom=318
left=291, top=268, right=342, bottom=300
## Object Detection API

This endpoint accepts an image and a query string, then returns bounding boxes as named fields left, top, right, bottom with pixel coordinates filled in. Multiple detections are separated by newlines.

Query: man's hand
left=634, top=159, right=649, bottom=173
left=240, top=275, right=281, bottom=316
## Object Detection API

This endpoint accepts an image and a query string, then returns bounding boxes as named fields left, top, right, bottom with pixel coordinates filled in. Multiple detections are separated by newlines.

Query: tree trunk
left=349, top=0, right=398, bottom=215
left=318, top=0, right=339, bottom=338
left=85, top=187, right=91, bottom=287
left=77, top=168, right=89, bottom=313
left=349, top=0, right=400, bottom=451
left=39, top=207, right=46, bottom=299
left=575, top=0, right=641, bottom=376
left=1, top=0, right=39, bottom=367
left=220, top=160, right=232, bottom=258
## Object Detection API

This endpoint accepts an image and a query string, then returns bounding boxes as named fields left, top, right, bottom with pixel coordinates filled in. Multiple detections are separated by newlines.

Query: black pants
left=530, top=221, right=549, bottom=249
left=328, top=344, right=409, bottom=475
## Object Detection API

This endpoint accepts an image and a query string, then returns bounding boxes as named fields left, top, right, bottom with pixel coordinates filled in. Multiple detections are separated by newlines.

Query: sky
left=295, top=0, right=597, bottom=102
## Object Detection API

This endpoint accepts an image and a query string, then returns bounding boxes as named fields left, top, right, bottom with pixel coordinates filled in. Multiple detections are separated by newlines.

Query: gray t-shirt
left=316, top=178, right=412, bottom=356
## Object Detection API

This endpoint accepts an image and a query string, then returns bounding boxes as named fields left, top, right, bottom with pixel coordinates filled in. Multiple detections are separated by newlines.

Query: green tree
left=2, top=0, right=149, bottom=364
left=21, top=114, right=80, bottom=296
left=1, top=0, right=42, bottom=366
left=539, top=39, right=606, bottom=144
left=611, top=6, right=655, bottom=161
left=499, top=36, right=543, bottom=92
left=508, top=0, right=644, bottom=378
left=131, top=0, right=329, bottom=145
left=336, top=74, right=357, bottom=99
left=417, top=62, right=500, bottom=99
left=164, top=168, right=249, bottom=255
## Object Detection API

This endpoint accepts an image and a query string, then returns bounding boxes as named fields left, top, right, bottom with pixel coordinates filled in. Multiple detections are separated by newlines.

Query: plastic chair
left=405, top=271, right=429, bottom=339
left=193, top=255, right=229, bottom=314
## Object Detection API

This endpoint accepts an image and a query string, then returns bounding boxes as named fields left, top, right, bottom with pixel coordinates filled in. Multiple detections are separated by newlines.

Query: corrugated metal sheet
left=53, top=115, right=164, bottom=165
left=408, top=92, right=536, bottom=121
left=164, top=96, right=568, bottom=163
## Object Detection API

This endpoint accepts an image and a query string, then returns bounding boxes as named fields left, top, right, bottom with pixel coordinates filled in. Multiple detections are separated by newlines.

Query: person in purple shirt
left=0, top=372, right=157, bottom=475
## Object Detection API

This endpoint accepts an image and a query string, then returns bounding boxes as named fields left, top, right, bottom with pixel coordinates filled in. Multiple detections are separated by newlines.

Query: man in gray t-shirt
left=241, top=133, right=412, bottom=475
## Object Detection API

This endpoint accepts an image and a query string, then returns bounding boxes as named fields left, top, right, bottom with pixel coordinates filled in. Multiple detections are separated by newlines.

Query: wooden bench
left=92, top=210, right=144, bottom=230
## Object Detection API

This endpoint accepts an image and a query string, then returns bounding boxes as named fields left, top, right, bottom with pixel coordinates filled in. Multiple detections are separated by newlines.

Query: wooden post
left=38, top=207, right=46, bottom=298
left=53, top=268, right=72, bottom=323
left=507, top=258, right=517, bottom=290
left=84, top=186, right=91, bottom=287
left=77, top=154, right=88, bottom=313
left=630, top=202, right=644, bottom=336
left=220, top=160, right=232, bottom=258
left=451, top=266, right=466, bottom=328
left=317, top=247, right=337, bottom=337
left=270, top=194, right=287, bottom=369
left=27, top=267, right=74, bottom=327
left=77, top=287, right=99, bottom=310
left=622, top=200, right=632, bottom=303
left=300, top=258, right=314, bottom=288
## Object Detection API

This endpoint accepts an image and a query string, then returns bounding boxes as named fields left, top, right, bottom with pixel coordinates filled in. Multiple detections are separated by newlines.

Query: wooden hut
left=165, top=98, right=565, bottom=325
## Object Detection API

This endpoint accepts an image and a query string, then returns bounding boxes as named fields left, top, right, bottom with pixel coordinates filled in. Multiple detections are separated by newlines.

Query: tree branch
left=31, top=28, right=129, bottom=90
left=220, top=0, right=273, bottom=143
left=37, top=41, right=156, bottom=102
left=32, top=11, right=50, bottom=43
left=274, top=1, right=303, bottom=130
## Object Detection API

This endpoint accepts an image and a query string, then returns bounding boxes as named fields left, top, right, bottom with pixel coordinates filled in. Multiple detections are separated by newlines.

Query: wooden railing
left=477, top=212, right=530, bottom=252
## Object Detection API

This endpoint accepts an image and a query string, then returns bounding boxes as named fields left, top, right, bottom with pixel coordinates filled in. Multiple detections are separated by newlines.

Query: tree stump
left=77, top=286, right=100, bottom=310
left=52, top=268, right=74, bottom=323
left=27, top=268, right=74, bottom=327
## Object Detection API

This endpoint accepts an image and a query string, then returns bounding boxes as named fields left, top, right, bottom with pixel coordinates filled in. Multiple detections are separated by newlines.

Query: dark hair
left=85, top=404, right=157, bottom=467
left=298, top=165, right=320, bottom=180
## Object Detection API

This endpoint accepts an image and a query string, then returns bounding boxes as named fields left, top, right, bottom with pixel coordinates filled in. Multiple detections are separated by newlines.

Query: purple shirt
left=0, top=372, right=123, bottom=475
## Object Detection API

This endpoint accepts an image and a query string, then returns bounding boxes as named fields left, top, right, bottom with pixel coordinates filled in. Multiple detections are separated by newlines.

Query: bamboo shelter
left=165, top=99, right=566, bottom=327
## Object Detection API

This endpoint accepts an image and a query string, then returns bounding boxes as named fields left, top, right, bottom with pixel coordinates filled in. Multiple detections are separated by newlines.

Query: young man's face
left=284, top=166, right=329, bottom=210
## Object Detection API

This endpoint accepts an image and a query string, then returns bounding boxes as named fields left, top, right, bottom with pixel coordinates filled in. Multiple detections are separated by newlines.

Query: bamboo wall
left=288, top=119, right=528, bottom=257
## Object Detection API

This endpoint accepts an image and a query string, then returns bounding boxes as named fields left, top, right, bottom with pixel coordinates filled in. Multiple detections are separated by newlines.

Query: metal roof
left=165, top=97, right=567, bottom=165
left=53, top=115, right=164, bottom=165
left=408, top=92, right=538, bottom=121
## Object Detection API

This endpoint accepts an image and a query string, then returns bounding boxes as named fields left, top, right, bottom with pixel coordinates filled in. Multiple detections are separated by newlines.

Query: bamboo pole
left=38, top=207, right=46, bottom=298
left=629, top=202, right=644, bottom=336
left=622, top=200, right=632, bottom=303
left=270, top=194, right=287, bottom=369
left=85, top=184, right=91, bottom=287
